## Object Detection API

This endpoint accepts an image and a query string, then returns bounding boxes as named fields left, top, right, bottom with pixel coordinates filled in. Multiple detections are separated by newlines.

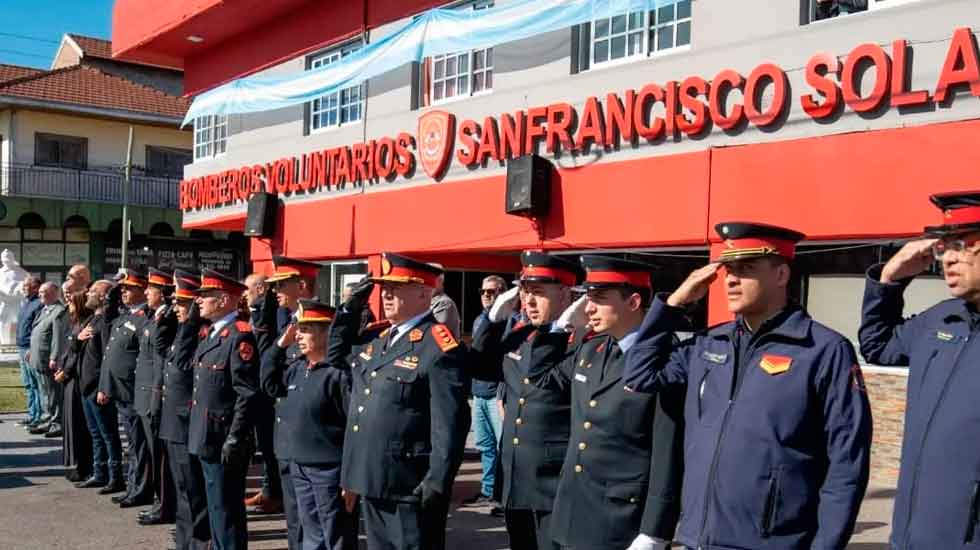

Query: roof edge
left=0, top=95, right=187, bottom=126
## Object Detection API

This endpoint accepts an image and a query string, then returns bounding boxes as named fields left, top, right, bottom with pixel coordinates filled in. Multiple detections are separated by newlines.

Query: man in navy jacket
left=860, top=191, right=980, bottom=550
left=623, top=221, right=872, bottom=550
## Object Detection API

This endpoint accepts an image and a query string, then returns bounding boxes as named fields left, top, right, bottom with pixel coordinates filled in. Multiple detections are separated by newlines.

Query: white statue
left=0, top=249, right=30, bottom=346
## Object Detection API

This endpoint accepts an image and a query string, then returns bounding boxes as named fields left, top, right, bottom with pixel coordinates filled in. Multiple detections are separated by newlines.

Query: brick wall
left=863, top=367, right=909, bottom=485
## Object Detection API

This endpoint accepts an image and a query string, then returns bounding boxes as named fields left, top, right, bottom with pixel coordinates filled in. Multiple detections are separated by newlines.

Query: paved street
left=0, top=411, right=891, bottom=550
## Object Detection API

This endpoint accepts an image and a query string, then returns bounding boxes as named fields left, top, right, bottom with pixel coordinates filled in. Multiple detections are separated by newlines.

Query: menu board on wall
left=23, top=243, right=65, bottom=266
left=198, top=250, right=235, bottom=272
left=104, top=244, right=241, bottom=277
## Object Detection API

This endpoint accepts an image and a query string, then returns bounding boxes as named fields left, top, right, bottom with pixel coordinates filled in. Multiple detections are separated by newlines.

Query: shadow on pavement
left=0, top=438, right=62, bottom=450
left=853, top=521, right=888, bottom=535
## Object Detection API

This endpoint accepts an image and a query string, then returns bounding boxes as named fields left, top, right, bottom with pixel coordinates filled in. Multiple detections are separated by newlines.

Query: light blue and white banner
left=182, top=0, right=680, bottom=125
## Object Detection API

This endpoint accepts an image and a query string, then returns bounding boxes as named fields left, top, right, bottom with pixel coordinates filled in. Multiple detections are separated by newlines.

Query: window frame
left=34, top=132, right=88, bottom=170
left=146, top=145, right=192, bottom=178
left=193, top=115, right=228, bottom=161
left=307, top=39, right=366, bottom=134
left=587, top=0, right=692, bottom=71
left=428, top=0, right=495, bottom=106
left=805, top=0, right=920, bottom=25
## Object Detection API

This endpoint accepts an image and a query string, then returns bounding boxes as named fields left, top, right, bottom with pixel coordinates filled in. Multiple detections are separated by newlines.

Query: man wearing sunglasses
left=462, top=276, right=507, bottom=513
left=860, top=191, right=980, bottom=550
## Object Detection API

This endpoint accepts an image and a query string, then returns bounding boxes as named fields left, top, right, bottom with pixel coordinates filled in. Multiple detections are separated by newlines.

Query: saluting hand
left=277, top=323, right=298, bottom=349
left=881, top=239, right=938, bottom=284
left=667, top=263, right=721, bottom=307
left=556, top=294, right=589, bottom=331
left=489, top=286, right=520, bottom=323
left=345, top=274, right=375, bottom=311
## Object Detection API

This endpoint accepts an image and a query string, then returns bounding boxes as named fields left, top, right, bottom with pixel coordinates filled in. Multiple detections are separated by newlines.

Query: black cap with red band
left=519, top=251, right=578, bottom=287
left=148, top=267, right=174, bottom=290
left=371, top=253, right=443, bottom=287
left=173, top=269, right=200, bottom=300
left=714, top=221, right=805, bottom=263
left=578, top=255, right=653, bottom=290
left=924, top=191, right=980, bottom=237
left=118, top=268, right=148, bottom=289
left=297, top=299, right=336, bottom=324
left=267, top=255, right=322, bottom=284
left=199, top=268, right=248, bottom=294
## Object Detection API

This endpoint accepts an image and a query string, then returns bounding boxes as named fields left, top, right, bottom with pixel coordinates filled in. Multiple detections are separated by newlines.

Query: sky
left=0, top=0, right=114, bottom=69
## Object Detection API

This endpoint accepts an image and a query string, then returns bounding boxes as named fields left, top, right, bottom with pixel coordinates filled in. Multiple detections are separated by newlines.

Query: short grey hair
left=482, top=275, right=507, bottom=289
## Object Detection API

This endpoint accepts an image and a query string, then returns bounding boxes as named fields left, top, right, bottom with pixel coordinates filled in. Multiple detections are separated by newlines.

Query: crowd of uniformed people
left=23, top=190, right=980, bottom=550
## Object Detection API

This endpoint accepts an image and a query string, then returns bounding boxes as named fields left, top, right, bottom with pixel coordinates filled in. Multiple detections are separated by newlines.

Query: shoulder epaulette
left=235, top=320, right=252, bottom=333
left=365, top=320, right=392, bottom=333
left=432, top=324, right=459, bottom=352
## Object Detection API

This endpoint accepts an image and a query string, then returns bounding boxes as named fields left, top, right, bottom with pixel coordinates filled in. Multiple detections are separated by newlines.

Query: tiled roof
left=0, top=64, right=44, bottom=85
left=67, top=34, right=114, bottom=60
left=0, top=65, right=190, bottom=119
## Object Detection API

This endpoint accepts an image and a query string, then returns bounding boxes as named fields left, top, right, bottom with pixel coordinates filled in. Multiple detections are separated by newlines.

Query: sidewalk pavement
left=0, top=411, right=891, bottom=549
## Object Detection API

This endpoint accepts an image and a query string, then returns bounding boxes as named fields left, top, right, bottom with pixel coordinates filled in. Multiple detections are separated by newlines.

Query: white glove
left=488, top=286, right=520, bottom=323
left=556, top=294, right=588, bottom=331
left=625, top=533, right=669, bottom=550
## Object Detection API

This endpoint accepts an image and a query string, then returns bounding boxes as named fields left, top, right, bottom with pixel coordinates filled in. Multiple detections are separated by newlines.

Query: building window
left=807, top=0, right=918, bottom=23
left=589, top=0, right=690, bottom=68
left=309, top=40, right=364, bottom=132
left=146, top=146, right=192, bottom=178
left=35, top=133, right=88, bottom=170
left=193, top=115, right=228, bottom=160
left=428, top=0, right=494, bottom=104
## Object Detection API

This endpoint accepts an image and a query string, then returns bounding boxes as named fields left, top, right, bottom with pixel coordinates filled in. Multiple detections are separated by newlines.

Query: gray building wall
left=184, top=0, right=980, bottom=224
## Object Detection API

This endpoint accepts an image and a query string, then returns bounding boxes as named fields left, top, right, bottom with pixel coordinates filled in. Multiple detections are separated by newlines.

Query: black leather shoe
left=75, top=476, right=107, bottom=489
left=138, top=512, right=165, bottom=525
left=110, top=490, right=131, bottom=502
left=44, top=428, right=63, bottom=438
left=28, top=424, right=48, bottom=435
left=66, top=470, right=86, bottom=483
left=119, top=497, right=152, bottom=509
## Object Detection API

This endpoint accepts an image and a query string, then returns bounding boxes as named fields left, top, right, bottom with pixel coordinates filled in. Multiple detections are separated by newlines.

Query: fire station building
left=112, top=0, right=980, bottom=482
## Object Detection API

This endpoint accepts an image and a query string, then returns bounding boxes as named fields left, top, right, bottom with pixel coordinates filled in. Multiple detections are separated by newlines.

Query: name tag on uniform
left=287, top=385, right=296, bottom=391
left=507, top=352, right=522, bottom=361
left=124, top=321, right=136, bottom=331
left=574, top=373, right=588, bottom=383
left=935, top=330, right=956, bottom=342
left=701, top=351, right=727, bottom=364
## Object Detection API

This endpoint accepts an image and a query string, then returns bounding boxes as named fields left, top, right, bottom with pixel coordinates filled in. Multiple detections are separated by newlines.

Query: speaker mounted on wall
left=505, top=154, right=552, bottom=218
left=244, top=192, right=278, bottom=238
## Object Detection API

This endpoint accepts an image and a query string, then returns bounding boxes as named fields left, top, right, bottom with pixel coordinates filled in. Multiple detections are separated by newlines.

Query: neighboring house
left=0, top=34, right=248, bottom=282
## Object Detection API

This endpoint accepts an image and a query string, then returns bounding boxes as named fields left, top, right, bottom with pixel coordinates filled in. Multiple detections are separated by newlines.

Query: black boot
left=75, top=475, right=107, bottom=489
left=100, top=479, right=126, bottom=495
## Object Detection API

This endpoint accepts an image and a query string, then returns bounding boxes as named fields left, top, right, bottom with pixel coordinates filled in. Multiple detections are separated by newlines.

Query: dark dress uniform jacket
left=623, top=297, right=872, bottom=550
left=134, top=305, right=178, bottom=418
left=99, top=305, right=151, bottom=403
left=470, top=318, right=575, bottom=511
left=329, top=309, right=470, bottom=500
left=260, top=341, right=303, bottom=460
left=188, top=318, right=260, bottom=461
left=860, top=265, right=980, bottom=550
left=78, top=314, right=108, bottom=398
left=552, top=332, right=684, bottom=548
left=160, top=315, right=209, bottom=444
left=288, top=358, right=351, bottom=466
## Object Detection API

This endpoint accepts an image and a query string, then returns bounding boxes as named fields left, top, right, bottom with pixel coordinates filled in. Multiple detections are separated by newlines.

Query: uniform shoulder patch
left=198, top=326, right=209, bottom=340
left=431, top=324, right=459, bottom=352
left=759, top=353, right=792, bottom=375
left=234, top=320, right=252, bottom=333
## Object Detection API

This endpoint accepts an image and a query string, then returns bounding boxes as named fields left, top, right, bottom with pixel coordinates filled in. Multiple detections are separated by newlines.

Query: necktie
left=382, top=329, right=395, bottom=353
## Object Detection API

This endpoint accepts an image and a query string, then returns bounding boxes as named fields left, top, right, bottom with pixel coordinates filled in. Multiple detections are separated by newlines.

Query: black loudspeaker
left=244, top=192, right=277, bottom=237
left=505, top=154, right=552, bottom=217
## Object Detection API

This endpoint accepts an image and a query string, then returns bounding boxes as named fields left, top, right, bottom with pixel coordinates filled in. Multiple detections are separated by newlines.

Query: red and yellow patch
left=239, top=341, right=254, bottom=362
left=432, top=324, right=458, bottom=352
left=198, top=326, right=209, bottom=339
left=759, top=354, right=792, bottom=375
left=220, top=327, right=230, bottom=339
left=235, top=320, right=252, bottom=333
left=409, top=328, right=424, bottom=343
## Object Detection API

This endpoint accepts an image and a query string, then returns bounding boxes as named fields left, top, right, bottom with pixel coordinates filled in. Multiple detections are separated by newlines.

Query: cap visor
left=923, top=222, right=980, bottom=237
left=370, top=275, right=428, bottom=285
left=266, top=273, right=298, bottom=283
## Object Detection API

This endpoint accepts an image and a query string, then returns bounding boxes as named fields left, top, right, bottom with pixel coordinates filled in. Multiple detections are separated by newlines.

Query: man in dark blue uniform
left=623, top=222, right=872, bottom=550
left=259, top=255, right=323, bottom=549
left=860, top=191, right=980, bottom=550
left=470, top=250, right=577, bottom=550
left=135, top=267, right=179, bottom=526
left=190, top=269, right=261, bottom=550
left=329, top=253, right=470, bottom=550
left=97, top=269, right=155, bottom=508
left=550, top=256, right=684, bottom=550
left=285, top=299, right=357, bottom=550
left=160, top=270, right=211, bottom=550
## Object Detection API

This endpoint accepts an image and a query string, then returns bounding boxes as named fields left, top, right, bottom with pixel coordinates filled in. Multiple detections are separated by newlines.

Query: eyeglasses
left=932, top=237, right=980, bottom=260
left=480, top=288, right=501, bottom=296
